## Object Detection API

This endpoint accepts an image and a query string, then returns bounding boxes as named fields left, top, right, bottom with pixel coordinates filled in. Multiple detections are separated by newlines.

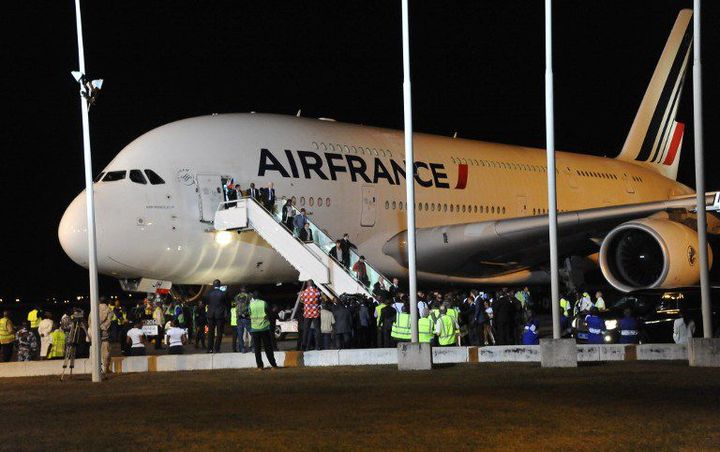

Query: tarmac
left=1, top=361, right=718, bottom=450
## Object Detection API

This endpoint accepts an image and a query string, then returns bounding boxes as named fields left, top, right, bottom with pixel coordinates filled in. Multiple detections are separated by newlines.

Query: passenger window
left=326, top=197, right=331, bottom=207
left=431, top=203, right=435, bottom=212
left=462, top=205, right=466, bottom=213
left=450, top=205, right=454, bottom=213
left=300, top=197, right=306, bottom=206
left=399, top=201, right=403, bottom=210
left=443, top=204, right=447, bottom=212
left=392, top=201, right=397, bottom=210
left=318, top=197, right=323, bottom=207
left=418, top=203, right=423, bottom=211
left=309, top=197, right=314, bottom=207
left=103, top=171, right=126, bottom=182
left=129, top=169, right=147, bottom=184
left=93, top=172, right=105, bottom=183
left=312, top=142, right=319, bottom=150
left=385, top=201, right=390, bottom=210
left=424, top=202, right=429, bottom=211
left=144, top=170, right=165, bottom=185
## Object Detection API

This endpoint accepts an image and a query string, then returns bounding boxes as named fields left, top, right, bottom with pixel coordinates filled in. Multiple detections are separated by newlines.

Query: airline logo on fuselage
left=258, top=148, right=468, bottom=189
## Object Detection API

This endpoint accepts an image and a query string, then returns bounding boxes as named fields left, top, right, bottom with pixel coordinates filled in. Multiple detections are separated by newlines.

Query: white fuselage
left=58, top=113, right=692, bottom=286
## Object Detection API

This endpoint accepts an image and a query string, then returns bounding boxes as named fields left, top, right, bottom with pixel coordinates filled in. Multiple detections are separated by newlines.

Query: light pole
left=545, top=0, right=561, bottom=339
left=692, top=1, right=711, bottom=338
left=72, top=0, right=103, bottom=382
left=401, top=0, right=419, bottom=343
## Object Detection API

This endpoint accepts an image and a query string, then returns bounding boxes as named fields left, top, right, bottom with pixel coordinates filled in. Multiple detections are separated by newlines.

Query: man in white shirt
left=164, top=320, right=188, bottom=354
left=126, top=321, right=147, bottom=356
left=673, top=313, right=696, bottom=344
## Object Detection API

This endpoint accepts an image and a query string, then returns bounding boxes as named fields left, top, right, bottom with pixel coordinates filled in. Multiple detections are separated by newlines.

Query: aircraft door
left=564, top=166, right=579, bottom=189
left=361, top=186, right=377, bottom=227
left=197, top=173, right=225, bottom=222
left=622, top=173, right=636, bottom=194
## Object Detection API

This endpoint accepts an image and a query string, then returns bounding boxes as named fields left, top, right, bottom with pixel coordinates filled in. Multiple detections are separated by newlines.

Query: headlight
left=604, top=319, right=618, bottom=330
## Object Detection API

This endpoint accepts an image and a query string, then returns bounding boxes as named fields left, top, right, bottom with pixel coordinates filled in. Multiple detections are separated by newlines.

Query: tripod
left=61, top=318, right=88, bottom=381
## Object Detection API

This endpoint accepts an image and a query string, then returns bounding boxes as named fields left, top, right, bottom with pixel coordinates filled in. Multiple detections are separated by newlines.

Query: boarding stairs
left=213, top=197, right=391, bottom=299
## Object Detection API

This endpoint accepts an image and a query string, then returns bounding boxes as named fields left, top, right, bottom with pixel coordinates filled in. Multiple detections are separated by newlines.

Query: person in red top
left=301, top=280, right=322, bottom=350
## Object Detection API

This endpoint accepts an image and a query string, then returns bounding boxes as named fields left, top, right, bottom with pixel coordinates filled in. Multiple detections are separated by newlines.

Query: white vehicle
left=59, top=10, right=716, bottom=297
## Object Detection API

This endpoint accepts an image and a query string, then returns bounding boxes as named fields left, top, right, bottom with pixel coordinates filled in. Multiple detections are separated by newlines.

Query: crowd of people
left=2, top=279, right=700, bottom=369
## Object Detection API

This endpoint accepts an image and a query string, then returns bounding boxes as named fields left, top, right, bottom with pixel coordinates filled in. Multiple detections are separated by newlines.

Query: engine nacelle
left=599, top=219, right=713, bottom=292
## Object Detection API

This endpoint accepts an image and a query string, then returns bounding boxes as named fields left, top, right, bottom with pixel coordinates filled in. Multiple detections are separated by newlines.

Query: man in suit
left=339, top=233, right=356, bottom=268
left=329, top=240, right=342, bottom=262
left=299, top=223, right=313, bottom=243
left=204, top=279, right=228, bottom=353
left=261, top=182, right=276, bottom=212
left=247, top=182, right=259, bottom=200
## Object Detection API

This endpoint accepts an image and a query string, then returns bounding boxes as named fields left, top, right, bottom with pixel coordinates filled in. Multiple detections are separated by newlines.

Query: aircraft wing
left=382, top=193, right=719, bottom=277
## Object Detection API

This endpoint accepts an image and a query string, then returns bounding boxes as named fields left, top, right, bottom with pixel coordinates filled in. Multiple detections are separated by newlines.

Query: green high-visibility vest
left=249, top=299, right=270, bottom=332
left=437, top=315, right=457, bottom=346
left=28, top=310, right=40, bottom=329
left=559, top=298, right=570, bottom=316
left=418, top=317, right=434, bottom=343
left=446, top=308, right=458, bottom=323
left=391, top=312, right=411, bottom=340
left=48, top=330, right=66, bottom=359
left=230, top=307, right=238, bottom=327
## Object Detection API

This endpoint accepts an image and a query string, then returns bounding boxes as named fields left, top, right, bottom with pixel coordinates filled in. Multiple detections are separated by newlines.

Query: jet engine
left=599, top=218, right=712, bottom=292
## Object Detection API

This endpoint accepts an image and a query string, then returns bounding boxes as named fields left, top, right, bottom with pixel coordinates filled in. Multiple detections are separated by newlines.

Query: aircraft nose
left=58, top=192, right=90, bottom=268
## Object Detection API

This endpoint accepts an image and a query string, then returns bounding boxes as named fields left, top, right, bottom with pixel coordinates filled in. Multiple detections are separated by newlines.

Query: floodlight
left=91, top=79, right=103, bottom=90
left=71, top=70, right=84, bottom=82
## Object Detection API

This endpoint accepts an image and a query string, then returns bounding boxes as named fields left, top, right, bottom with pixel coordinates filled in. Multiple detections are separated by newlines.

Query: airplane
left=59, top=9, right=718, bottom=300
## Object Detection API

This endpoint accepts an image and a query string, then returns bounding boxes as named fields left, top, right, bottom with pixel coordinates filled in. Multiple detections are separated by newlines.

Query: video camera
left=72, top=307, right=85, bottom=321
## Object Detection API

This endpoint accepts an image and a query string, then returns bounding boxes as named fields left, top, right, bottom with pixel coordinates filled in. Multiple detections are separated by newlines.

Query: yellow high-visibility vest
left=28, top=310, right=40, bottom=329
left=0, top=318, right=14, bottom=344
left=437, top=315, right=457, bottom=346
left=391, top=313, right=411, bottom=340
left=48, top=330, right=66, bottom=359
left=418, top=317, right=434, bottom=343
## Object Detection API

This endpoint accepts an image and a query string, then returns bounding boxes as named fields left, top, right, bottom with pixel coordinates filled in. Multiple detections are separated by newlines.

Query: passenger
left=299, top=222, right=313, bottom=243
left=332, top=299, right=353, bottom=350
left=126, top=320, right=147, bottom=356
left=204, top=279, right=228, bottom=354
left=247, top=182, right=259, bottom=199
left=521, top=310, right=540, bottom=345
left=417, top=291, right=429, bottom=319
left=330, top=240, right=342, bottom=262
left=248, top=291, right=278, bottom=370
left=339, top=233, right=356, bottom=268
left=164, top=320, right=187, bottom=354
left=320, top=302, right=335, bottom=350
left=673, top=308, right=695, bottom=344
left=372, top=276, right=387, bottom=299
left=0, top=311, right=16, bottom=362
left=38, top=312, right=54, bottom=359
left=594, top=291, right=606, bottom=311
left=16, top=322, right=38, bottom=361
left=261, top=182, right=276, bottom=211
left=352, top=255, right=369, bottom=287
left=293, top=208, right=308, bottom=236
left=389, top=278, right=401, bottom=299
left=483, top=299, right=495, bottom=345
left=300, top=280, right=322, bottom=351
left=585, top=307, right=605, bottom=344
left=618, top=308, right=640, bottom=344
left=282, top=198, right=295, bottom=231
left=226, top=180, right=238, bottom=208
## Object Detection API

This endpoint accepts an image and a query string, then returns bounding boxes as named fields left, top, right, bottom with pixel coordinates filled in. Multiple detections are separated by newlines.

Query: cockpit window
left=129, top=169, right=147, bottom=184
left=103, top=171, right=127, bottom=182
left=93, top=172, right=105, bottom=183
left=144, top=169, right=165, bottom=185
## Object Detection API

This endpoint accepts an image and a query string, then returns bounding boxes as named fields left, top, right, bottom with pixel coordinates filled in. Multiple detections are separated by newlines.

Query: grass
left=1, top=362, right=719, bottom=451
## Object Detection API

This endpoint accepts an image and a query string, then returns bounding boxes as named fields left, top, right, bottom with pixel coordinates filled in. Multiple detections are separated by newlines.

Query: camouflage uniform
left=16, top=327, right=38, bottom=361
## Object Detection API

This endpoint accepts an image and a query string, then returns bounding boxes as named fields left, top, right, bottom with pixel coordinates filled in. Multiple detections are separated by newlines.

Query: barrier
left=338, top=348, right=397, bottom=366
left=0, top=343, right=694, bottom=378
left=432, top=346, right=469, bottom=364
left=479, top=345, right=541, bottom=362
left=303, top=350, right=339, bottom=367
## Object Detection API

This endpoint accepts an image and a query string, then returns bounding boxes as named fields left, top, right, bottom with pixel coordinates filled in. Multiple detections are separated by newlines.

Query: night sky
left=1, top=0, right=718, bottom=301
